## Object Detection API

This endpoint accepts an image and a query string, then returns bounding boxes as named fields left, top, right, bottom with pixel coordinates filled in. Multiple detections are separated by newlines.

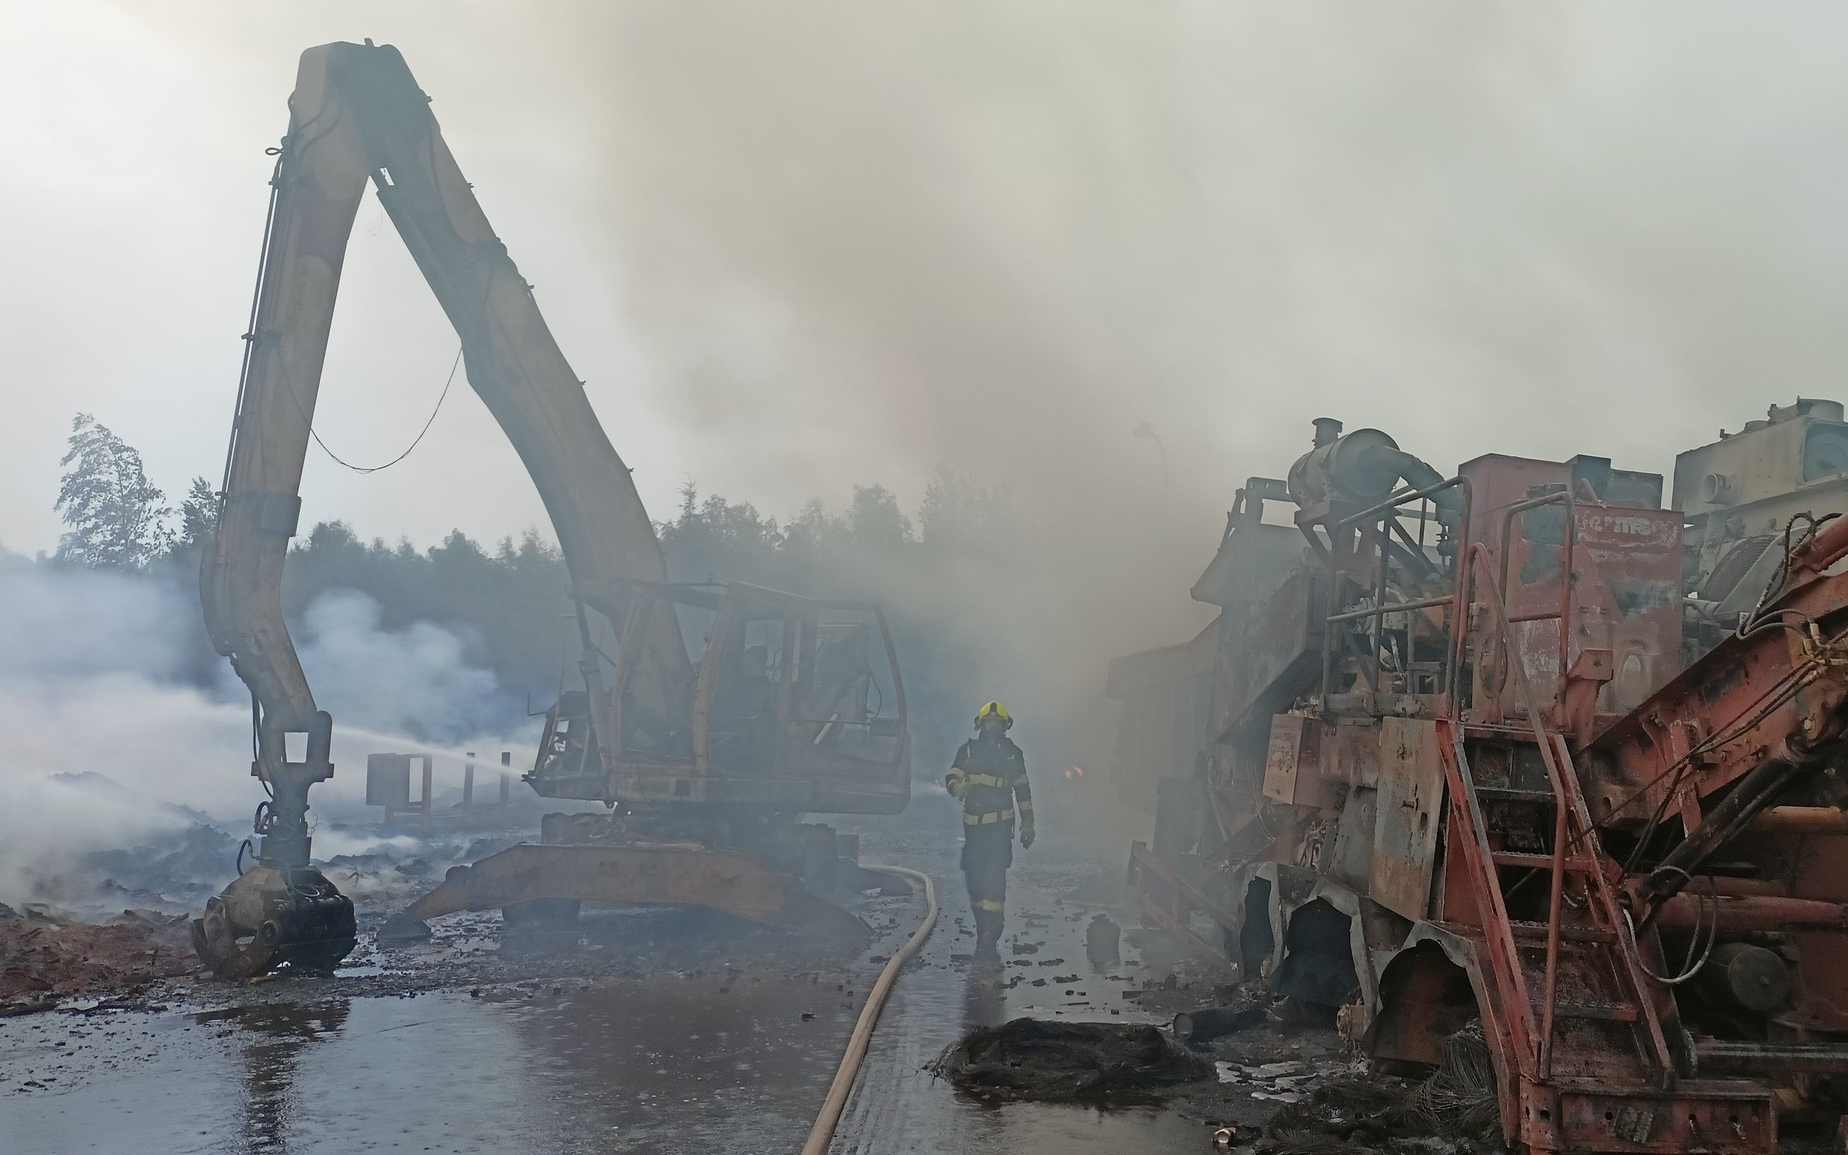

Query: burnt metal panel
left=1191, top=520, right=1305, bottom=609
left=1460, top=451, right=1682, bottom=723
left=1370, top=717, right=1445, bottom=922
left=1329, top=786, right=1378, bottom=892
left=365, top=752, right=412, bottom=808
left=1218, top=568, right=1325, bottom=740
left=1263, top=714, right=1311, bottom=804
left=1327, top=720, right=1380, bottom=789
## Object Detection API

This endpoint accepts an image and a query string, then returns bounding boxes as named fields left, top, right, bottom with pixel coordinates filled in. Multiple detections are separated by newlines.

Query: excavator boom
left=196, top=41, right=693, bottom=977
left=206, top=41, right=688, bottom=798
left=197, top=41, right=909, bottom=977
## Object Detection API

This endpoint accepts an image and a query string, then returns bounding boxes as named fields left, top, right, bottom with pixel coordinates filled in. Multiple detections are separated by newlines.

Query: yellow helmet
left=974, top=700, right=1013, bottom=731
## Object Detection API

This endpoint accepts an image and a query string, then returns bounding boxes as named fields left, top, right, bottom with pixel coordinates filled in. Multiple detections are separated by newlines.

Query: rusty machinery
left=1124, top=406, right=1848, bottom=1151
left=194, top=41, right=908, bottom=979
left=1679, top=399, right=1848, bottom=661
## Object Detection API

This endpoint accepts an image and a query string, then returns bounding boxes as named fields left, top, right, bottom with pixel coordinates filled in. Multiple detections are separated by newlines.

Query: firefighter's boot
left=973, top=901, right=1004, bottom=961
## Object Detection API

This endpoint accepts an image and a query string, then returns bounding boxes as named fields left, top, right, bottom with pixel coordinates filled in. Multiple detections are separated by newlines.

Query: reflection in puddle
left=196, top=1003, right=351, bottom=1154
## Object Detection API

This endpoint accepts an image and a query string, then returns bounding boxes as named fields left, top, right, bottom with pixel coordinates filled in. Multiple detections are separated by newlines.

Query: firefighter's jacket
left=945, top=734, right=1033, bottom=834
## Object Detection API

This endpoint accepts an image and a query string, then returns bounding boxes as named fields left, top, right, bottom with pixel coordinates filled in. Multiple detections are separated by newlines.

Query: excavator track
left=380, top=842, right=866, bottom=943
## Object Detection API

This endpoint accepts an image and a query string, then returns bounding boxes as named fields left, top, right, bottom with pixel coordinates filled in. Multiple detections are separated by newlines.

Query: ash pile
left=1220, top=1027, right=1500, bottom=1154
left=1167, top=984, right=1501, bottom=1154
left=0, top=904, right=194, bottom=1013
left=932, top=973, right=1504, bottom=1155
left=930, top=1017, right=1211, bottom=1105
left=0, top=770, right=528, bottom=1011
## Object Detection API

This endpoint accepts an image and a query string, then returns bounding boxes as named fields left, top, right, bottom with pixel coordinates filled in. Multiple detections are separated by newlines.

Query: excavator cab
left=383, top=583, right=908, bottom=943
left=529, top=582, right=910, bottom=816
left=697, top=585, right=908, bottom=812
left=531, top=690, right=599, bottom=786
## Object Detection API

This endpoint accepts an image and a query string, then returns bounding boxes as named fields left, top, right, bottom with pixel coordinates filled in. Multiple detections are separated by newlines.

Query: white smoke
left=0, top=561, right=195, bottom=684
left=0, top=564, right=533, bottom=907
left=282, top=589, right=508, bottom=745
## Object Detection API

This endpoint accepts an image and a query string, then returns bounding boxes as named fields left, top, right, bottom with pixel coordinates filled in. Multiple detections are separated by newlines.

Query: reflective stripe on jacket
left=948, top=735, right=1032, bottom=828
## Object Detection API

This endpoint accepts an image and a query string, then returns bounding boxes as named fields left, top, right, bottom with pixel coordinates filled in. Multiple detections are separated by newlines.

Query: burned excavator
left=1120, top=408, right=1848, bottom=1151
left=192, top=41, right=908, bottom=979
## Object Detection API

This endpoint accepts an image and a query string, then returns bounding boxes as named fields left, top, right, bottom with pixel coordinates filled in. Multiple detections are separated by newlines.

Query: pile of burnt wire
left=1256, top=1024, right=1499, bottom=1155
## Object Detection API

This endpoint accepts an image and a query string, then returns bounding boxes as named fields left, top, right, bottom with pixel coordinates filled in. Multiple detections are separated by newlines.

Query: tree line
left=36, top=412, right=1017, bottom=769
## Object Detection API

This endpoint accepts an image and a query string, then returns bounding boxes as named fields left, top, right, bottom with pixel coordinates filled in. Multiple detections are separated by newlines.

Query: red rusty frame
left=1489, top=487, right=1681, bottom=745
left=1136, top=458, right=1848, bottom=1151
left=1453, top=542, right=1674, bottom=1091
left=1330, top=471, right=1802, bottom=1147
left=1592, top=565, right=1848, bottom=831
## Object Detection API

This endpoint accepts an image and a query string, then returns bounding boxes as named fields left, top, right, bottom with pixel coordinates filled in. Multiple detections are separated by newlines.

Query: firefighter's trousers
left=961, top=823, right=1014, bottom=954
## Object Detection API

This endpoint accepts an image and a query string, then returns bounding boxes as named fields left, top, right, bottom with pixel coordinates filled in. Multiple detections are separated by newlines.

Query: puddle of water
left=0, top=806, right=1206, bottom=1155
left=2, top=994, right=546, bottom=1154
left=825, top=810, right=1219, bottom=1155
left=0, top=973, right=859, bottom=1154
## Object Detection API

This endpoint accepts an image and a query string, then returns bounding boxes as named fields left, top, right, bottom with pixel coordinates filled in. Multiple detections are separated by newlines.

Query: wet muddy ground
left=0, top=792, right=1343, bottom=1153
left=824, top=801, right=1350, bottom=1154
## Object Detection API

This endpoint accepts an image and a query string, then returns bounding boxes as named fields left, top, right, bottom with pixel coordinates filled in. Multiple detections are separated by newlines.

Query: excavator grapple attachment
left=379, top=843, right=867, bottom=943
left=191, top=864, right=356, bottom=980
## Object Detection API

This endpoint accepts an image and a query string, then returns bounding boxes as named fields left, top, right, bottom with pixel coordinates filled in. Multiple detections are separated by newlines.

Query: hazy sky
left=5, top=1, right=1847, bottom=567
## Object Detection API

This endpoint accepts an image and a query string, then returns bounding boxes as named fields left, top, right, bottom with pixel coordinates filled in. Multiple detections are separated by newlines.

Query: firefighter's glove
left=1020, top=823, right=1035, bottom=850
left=944, top=770, right=966, bottom=798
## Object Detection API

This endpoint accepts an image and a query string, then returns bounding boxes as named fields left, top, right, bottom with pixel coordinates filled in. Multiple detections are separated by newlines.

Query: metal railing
left=1318, top=476, right=1473, bottom=709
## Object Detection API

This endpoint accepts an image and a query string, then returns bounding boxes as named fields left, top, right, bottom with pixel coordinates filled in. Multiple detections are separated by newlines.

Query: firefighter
left=945, top=700, right=1034, bottom=960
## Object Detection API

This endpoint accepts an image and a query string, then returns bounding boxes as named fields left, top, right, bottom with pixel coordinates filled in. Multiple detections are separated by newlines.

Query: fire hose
left=800, top=864, right=939, bottom=1155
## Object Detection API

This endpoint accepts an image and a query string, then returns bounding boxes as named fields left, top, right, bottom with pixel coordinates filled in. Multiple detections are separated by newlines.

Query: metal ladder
left=1446, top=541, right=1675, bottom=1086
left=1437, top=720, right=1673, bottom=1085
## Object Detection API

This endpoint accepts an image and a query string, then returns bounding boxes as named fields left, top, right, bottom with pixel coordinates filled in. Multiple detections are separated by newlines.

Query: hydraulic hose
left=801, top=864, right=939, bottom=1155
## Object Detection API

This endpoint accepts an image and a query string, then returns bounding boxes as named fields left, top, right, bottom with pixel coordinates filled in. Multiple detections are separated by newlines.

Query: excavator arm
left=195, top=40, right=690, bottom=976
